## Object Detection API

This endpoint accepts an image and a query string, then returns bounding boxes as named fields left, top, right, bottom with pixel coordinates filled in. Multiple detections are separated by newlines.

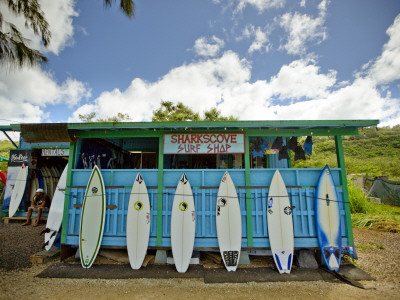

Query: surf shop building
left=4, top=120, right=379, bottom=260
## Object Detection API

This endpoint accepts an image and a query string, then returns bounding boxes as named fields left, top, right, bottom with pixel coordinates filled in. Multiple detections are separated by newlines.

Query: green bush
left=348, top=180, right=373, bottom=214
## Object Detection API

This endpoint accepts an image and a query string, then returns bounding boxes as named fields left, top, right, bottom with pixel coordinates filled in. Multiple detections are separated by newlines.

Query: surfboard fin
left=50, top=231, right=57, bottom=239
left=40, top=228, right=51, bottom=235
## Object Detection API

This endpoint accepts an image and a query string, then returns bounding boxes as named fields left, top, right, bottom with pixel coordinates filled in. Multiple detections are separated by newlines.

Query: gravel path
left=0, top=222, right=45, bottom=270
left=0, top=222, right=399, bottom=299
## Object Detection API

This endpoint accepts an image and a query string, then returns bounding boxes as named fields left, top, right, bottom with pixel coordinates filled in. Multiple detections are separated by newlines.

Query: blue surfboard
left=315, top=165, right=342, bottom=271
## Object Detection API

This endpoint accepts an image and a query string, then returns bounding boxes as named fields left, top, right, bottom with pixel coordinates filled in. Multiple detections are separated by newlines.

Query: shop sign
left=164, top=133, right=245, bottom=154
left=41, top=148, right=69, bottom=157
left=8, top=149, right=31, bottom=166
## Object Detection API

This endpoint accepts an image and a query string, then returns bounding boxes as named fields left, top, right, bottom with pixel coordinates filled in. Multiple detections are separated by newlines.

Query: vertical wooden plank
left=335, top=135, right=354, bottom=245
left=112, top=189, right=118, bottom=235
left=254, top=189, right=259, bottom=236
left=157, top=135, right=164, bottom=245
left=262, top=188, right=268, bottom=236
left=201, top=188, right=206, bottom=237
left=298, top=188, right=305, bottom=236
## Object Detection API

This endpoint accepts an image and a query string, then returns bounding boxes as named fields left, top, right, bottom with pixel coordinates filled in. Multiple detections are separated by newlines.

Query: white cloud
left=268, top=78, right=398, bottom=123
left=70, top=51, right=254, bottom=122
left=368, top=14, right=400, bottom=85
left=269, top=59, right=336, bottom=99
left=279, top=0, right=329, bottom=55
left=241, top=25, right=271, bottom=54
left=69, top=46, right=399, bottom=126
left=235, top=0, right=286, bottom=13
left=193, top=36, right=225, bottom=57
left=0, top=0, right=78, bottom=55
left=40, top=0, right=78, bottom=54
left=0, top=67, right=91, bottom=124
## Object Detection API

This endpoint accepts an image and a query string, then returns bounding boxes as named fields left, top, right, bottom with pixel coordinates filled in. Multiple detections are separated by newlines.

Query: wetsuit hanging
left=294, top=145, right=306, bottom=160
left=271, top=136, right=283, bottom=150
left=278, top=145, right=290, bottom=160
left=287, top=136, right=297, bottom=151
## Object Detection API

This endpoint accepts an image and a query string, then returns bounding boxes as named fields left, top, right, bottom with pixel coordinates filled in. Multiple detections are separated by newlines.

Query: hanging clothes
left=252, top=137, right=268, bottom=158
left=278, top=145, right=290, bottom=160
left=294, top=145, right=306, bottom=160
left=303, top=136, right=313, bottom=155
left=287, top=136, right=297, bottom=151
left=271, top=136, right=283, bottom=150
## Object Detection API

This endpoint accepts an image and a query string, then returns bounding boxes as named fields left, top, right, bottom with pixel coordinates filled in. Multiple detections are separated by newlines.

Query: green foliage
left=78, top=112, right=131, bottom=122
left=203, top=107, right=237, bottom=121
left=152, top=101, right=200, bottom=121
left=348, top=180, right=373, bottom=214
left=104, top=0, right=135, bottom=18
left=349, top=181, right=400, bottom=232
left=152, top=101, right=237, bottom=121
left=291, top=126, right=400, bottom=180
left=356, top=241, right=385, bottom=251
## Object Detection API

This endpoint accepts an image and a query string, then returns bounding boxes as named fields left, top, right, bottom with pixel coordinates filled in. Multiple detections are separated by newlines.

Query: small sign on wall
left=163, top=133, right=245, bottom=154
left=41, top=148, right=70, bottom=157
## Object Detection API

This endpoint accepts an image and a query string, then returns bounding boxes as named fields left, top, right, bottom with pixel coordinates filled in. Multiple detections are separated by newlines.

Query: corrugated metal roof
left=20, top=123, right=72, bottom=143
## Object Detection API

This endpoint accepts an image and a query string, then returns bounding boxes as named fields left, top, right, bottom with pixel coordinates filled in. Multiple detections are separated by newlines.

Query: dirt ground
left=0, top=223, right=399, bottom=300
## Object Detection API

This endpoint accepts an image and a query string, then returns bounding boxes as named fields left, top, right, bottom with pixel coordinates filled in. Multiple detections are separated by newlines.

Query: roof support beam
left=2, top=130, right=18, bottom=148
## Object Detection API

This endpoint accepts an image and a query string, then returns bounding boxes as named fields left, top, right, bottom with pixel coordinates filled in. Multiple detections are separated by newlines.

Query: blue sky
left=1, top=0, right=400, bottom=127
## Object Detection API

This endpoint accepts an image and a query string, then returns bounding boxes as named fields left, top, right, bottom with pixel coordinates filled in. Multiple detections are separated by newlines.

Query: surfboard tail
left=323, top=246, right=341, bottom=271
left=274, top=250, right=293, bottom=274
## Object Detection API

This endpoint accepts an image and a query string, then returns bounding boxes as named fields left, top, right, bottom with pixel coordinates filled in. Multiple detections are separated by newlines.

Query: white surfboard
left=9, top=164, right=29, bottom=217
left=267, top=170, right=294, bottom=274
left=79, top=165, right=106, bottom=268
left=171, top=173, right=196, bottom=273
left=126, top=173, right=151, bottom=269
left=315, top=165, right=342, bottom=272
left=43, top=165, right=68, bottom=251
left=216, top=171, right=242, bottom=272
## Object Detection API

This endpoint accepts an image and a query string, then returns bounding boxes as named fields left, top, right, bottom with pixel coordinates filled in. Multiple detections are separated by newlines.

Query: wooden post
left=244, top=133, right=253, bottom=247
left=335, top=135, right=354, bottom=245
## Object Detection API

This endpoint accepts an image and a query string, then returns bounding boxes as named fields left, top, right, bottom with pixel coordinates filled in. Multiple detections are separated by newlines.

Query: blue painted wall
left=64, top=168, right=348, bottom=248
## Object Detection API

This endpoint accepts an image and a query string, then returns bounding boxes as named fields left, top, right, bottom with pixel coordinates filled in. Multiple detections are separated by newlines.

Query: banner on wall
left=8, top=149, right=31, bottom=167
left=41, top=148, right=70, bottom=157
left=163, top=133, right=245, bottom=154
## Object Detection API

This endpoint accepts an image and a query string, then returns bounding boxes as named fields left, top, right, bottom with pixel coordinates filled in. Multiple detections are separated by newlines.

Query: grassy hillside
left=292, top=126, right=400, bottom=181
left=0, top=140, right=16, bottom=171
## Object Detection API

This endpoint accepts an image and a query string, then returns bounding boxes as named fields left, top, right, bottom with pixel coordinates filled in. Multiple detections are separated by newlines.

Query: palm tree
left=0, top=0, right=135, bottom=69
left=0, top=0, right=51, bottom=68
